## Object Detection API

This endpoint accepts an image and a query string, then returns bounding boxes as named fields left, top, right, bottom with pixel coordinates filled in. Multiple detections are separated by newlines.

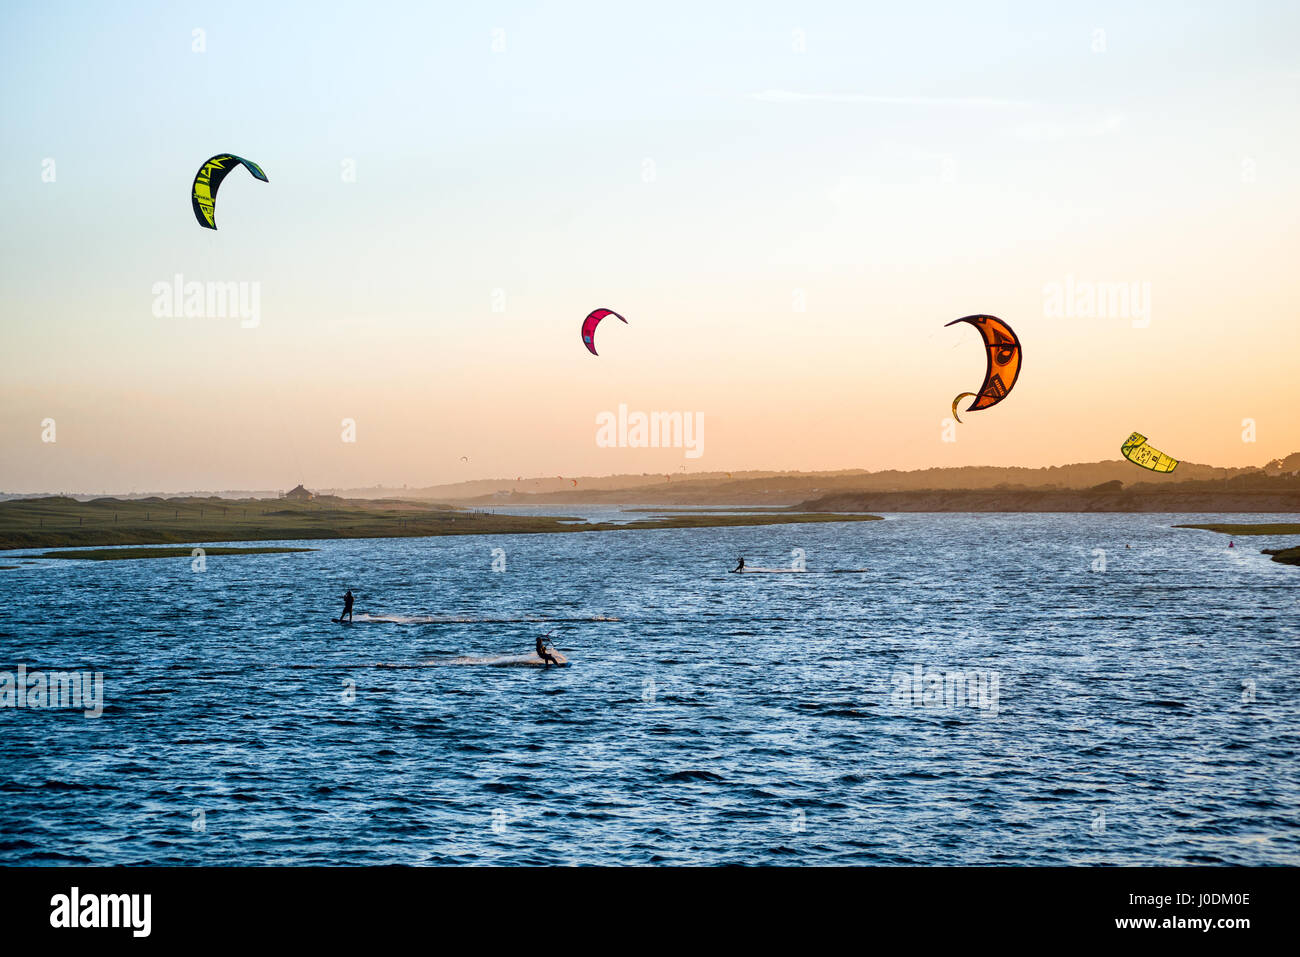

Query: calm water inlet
left=0, top=513, right=1297, bottom=865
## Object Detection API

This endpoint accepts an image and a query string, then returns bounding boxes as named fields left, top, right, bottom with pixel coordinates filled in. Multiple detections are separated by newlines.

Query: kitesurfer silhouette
left=732, top=557, right=745, bottom=573
left=536, top=632, right=561, bottom=668
left=340, top=589, right=354, bottom=622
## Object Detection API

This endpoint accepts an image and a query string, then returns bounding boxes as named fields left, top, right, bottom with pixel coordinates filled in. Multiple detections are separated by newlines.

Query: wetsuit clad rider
left=341, top=589, right=354, bottom=622
left=732, top=557, right=745, bottom=573
left=536, top=633, right=561, bottom=667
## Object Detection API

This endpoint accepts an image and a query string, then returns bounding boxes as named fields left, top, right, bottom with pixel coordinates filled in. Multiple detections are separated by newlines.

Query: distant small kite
left=947, top=314, right=1022, bottom=422
left=191, top=154, right=268, bottom=230
left=1121, top=433, right=1179, bottom=472
left=581, top=308, right=628, bottom=356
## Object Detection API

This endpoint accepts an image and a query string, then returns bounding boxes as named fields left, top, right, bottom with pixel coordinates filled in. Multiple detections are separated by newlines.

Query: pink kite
left=581, top=308, right=628, bottom=356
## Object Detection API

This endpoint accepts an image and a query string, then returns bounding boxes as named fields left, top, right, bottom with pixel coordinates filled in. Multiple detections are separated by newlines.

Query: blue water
left=1, top=513, right=1297, bottom=865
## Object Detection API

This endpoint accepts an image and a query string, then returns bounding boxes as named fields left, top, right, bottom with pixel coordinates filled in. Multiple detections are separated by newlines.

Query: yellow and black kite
left=1121, top=433, right=1179, bottom=472
left=191, top=154, right=268, bottom=230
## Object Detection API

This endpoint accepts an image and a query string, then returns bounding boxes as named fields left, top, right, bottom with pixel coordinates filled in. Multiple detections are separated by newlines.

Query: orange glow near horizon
left=3, top=6, right=1298, bottom=493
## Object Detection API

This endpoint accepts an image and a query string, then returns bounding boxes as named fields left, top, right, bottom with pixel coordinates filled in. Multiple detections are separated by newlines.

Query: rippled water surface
left=1, top=512, right=1297, bottom=865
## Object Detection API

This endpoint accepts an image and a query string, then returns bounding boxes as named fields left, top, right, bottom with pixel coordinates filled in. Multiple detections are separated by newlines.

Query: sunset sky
left=2, top=0, right=1297, bottom=493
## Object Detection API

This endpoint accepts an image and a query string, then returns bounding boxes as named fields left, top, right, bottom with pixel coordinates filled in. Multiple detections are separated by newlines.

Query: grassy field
left=37, top=546, right=316, bottom=561
left=0, top=496, right=882, bottom=550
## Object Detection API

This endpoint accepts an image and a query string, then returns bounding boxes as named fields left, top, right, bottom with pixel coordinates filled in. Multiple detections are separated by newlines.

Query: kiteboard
left=331, top=618, right=353, bottom=624
left=734, top=567, right=804, bottom=573
left=453, top=651, right=569, bottom=667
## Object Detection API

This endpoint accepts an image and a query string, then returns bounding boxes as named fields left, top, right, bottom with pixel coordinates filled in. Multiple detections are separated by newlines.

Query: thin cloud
left=1014, top=113, right=1125, bottom=141
left=749, top=89, right=1032, bottom=109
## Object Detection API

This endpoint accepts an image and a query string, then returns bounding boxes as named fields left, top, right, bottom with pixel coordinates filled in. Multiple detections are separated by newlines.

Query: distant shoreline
left=5, top=487, right=1300, bottom=553
left=0, top=496, right=882, bottom=551
left=798, top=483, right=1300, bottom=514
left=11, top=454, right=1297, bottom=508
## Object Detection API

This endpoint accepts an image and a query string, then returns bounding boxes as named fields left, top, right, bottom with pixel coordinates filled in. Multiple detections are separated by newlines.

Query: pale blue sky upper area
left=4, top=1, right=1296, bottom=300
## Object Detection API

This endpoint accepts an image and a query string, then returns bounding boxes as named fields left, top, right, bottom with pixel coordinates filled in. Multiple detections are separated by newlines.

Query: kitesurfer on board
left=536, top=632, right=561, bottom=668
left=732, top=556, right=745, bottom=573
left=340, top=589, right=354, bottom=622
